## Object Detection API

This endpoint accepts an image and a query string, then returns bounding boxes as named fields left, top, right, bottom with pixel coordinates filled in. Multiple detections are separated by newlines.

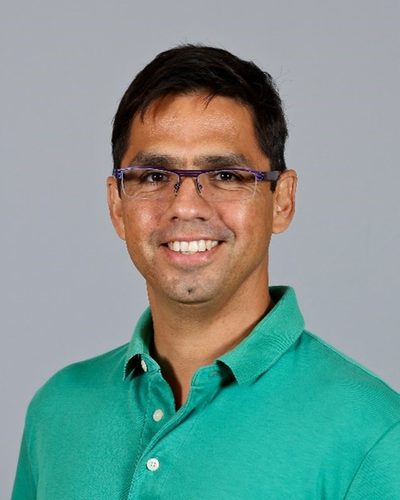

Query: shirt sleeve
left=11, top=430, right=36, bottom=500
left=345, top=420, right=400, bottom=499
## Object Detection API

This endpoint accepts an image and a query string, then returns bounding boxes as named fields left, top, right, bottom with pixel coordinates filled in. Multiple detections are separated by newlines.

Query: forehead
left=121, top=93, right=267, bottom=168
left=140, top=92, right=252, bottom=128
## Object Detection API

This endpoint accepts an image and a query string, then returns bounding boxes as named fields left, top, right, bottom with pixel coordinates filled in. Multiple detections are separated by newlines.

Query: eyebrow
left=128, top=152, right=181, bottom=169
left=127, top=152, right=254, bottom=170
left=194, top=153, right=253, bottom=169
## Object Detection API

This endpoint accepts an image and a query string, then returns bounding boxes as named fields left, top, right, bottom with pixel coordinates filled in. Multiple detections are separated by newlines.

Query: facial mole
left=187, top=288, right=194, bottom=295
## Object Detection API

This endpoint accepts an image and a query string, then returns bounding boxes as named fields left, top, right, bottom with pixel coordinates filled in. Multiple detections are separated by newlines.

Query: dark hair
left=112, top=44, right=288, bottom=178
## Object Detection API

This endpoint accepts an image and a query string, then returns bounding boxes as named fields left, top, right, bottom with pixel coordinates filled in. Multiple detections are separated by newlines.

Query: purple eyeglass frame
left=113, top=166, right=280, bottom=194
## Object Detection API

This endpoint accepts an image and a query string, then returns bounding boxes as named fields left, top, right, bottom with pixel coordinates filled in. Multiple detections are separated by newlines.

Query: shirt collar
left=124, top=286, right=304, bottom=382
left=123, top=308, right=153, bottom=379
left=218, top=286, right=304, bottom=383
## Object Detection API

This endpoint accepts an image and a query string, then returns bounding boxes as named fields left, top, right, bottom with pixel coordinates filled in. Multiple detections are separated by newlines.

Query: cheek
left=122, top=205, right=160, bottom=256
left=124, top=204, right=158, bottom=233
left=221, top=200, right=271, bottom=238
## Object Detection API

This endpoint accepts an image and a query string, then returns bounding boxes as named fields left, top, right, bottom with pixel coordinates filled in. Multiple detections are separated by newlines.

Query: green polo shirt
left=12, top=287, right=400, bottom=499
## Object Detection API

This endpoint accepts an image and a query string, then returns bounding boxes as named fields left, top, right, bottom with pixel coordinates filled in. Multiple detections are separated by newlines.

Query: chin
left=161, top=283, right=220, bottom=305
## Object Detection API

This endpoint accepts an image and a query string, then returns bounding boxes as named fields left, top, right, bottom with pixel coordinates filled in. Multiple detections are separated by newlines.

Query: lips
left=167, top=239, right=219, bottom=255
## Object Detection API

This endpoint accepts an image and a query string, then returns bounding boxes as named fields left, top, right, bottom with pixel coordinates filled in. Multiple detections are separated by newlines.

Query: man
left=13, top=45, right=400, bottom=499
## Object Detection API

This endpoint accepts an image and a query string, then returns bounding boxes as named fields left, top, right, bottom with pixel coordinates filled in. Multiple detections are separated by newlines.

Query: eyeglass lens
left=122, top=168, right=257, bottom=201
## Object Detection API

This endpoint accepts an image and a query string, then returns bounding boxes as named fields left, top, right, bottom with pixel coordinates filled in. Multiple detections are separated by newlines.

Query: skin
left=108, top=92, right=297, bottom=408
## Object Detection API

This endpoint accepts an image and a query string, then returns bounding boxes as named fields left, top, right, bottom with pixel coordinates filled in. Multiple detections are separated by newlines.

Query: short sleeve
left=345, top=420, right=400, bottom=499
left=11, top=430, right=36, bottom=500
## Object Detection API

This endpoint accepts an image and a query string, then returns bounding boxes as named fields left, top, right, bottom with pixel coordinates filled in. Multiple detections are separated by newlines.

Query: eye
left=140, top=169, right=171, bottom=183
left=212, top=170, right=245, bottom=182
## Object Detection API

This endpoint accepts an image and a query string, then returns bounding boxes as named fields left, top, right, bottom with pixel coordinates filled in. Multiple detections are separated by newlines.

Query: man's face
left=108, top=93, right=295, bottom=308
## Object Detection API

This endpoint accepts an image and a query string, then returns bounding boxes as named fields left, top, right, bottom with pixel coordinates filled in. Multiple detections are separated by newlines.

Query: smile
left=167, top=240, right=219, bottom=255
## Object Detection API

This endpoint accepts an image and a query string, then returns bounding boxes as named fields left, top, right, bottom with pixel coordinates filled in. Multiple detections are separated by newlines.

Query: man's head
left=112, top=44, right=288, bottom=178
left=107, top=45, right=296, bottom=308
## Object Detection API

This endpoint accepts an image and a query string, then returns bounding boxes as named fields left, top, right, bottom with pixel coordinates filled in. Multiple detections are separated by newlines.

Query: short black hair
left=112, top=44, right=288, bottom=178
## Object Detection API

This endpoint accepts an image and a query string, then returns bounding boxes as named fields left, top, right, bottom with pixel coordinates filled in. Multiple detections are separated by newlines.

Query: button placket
left=127, top=368, right=177, bottom=500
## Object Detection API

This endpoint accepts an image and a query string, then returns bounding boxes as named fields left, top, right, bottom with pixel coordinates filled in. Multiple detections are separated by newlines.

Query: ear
left=107, top=176, right=126, bottom=240
left=272, top=170, right=297, bottom=234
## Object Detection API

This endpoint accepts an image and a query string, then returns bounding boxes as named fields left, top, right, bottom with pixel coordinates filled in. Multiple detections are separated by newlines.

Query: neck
left=147, top=283, right=272, bottom=409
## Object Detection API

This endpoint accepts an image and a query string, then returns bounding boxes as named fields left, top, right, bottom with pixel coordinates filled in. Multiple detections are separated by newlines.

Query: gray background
left=1, top=0, right=399, bottom=496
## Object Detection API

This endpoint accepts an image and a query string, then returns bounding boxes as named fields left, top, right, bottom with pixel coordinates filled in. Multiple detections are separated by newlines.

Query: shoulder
left=39, top=342, right=129, bottom=388
left=297, top=330, right=400, bottom=424
left=344, top=419, right=400, bottom=498
left=284, top=330, right=400, bottom=486
left=25, top=344, right=129, bottom=428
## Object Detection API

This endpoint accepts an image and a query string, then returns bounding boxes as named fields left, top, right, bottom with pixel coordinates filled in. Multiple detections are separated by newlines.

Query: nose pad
left=196, top=178, right=203, bottom=195
left=174, top=176, right=203, bottom=197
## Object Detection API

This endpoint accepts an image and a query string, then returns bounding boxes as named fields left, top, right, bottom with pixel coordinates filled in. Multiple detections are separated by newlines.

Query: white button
left=141, top=359, right=148, bottom=372
left=153, top=409, right=164, bottom=422
left=146, top=458, right=160, bottom=471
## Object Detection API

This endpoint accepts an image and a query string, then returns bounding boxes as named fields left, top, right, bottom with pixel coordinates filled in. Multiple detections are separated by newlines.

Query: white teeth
left=167, top=239, right=219, bottom=254
left=205, top=240, right=218, bottom=250
left=188, top=241, right=198, bottom=252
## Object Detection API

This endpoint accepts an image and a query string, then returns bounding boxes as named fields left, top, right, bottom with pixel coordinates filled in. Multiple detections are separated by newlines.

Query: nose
left=165, top=176, right=214, bottom=221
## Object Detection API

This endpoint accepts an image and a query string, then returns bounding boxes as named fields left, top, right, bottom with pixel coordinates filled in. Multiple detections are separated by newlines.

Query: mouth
left=166, top=239, right=219, bottom=255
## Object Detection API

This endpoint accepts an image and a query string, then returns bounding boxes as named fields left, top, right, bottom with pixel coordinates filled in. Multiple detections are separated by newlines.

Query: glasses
left=113, top=166, right=280, bottom=202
